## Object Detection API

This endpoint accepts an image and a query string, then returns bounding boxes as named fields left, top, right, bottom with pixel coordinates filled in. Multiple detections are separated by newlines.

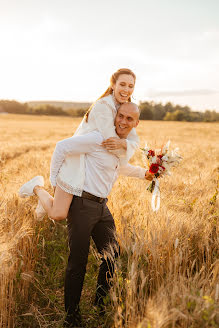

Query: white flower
left=162, top=155, right=168, bottom=161
left=162, top=140, right=171, bottom=153
left=162, top=162, right=169, bottom=169
left=152, top=156, right=157, bottom=164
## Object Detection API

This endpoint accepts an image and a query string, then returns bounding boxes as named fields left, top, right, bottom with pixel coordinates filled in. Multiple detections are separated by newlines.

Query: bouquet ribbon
left=151, top=178, right=160, bottom=212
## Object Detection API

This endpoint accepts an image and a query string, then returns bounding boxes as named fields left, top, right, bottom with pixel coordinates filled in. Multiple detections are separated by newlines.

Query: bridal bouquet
left=141, top=141, right=182, bottom=211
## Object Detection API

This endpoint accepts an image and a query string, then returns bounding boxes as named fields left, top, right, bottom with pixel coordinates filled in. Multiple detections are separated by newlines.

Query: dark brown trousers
left=64, top=196, right=119, bottom=315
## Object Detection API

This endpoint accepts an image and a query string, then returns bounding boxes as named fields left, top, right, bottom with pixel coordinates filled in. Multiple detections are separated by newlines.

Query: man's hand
left=102, top=137, right=127, bottom=150
left=145, top=170, right=154, bottom=181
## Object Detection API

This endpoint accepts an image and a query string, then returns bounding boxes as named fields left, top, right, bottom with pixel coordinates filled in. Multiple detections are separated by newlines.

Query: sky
left=0, top=0, right=219, bottom=111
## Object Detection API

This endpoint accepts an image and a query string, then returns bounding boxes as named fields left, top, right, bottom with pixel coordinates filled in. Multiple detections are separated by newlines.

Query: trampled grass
left=0, top=114, right=218, bottom=327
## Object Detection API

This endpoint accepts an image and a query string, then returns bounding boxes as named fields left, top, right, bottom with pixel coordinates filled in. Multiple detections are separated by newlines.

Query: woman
left=19, top=68, right=141, bottom=219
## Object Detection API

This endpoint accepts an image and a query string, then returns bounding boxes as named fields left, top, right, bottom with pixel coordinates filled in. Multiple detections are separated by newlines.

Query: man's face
left=115, top=104, right=139, bottom=138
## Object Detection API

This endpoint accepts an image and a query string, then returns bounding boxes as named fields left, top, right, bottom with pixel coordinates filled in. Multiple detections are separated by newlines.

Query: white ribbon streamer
left=151, top=178, right=160, bottom=212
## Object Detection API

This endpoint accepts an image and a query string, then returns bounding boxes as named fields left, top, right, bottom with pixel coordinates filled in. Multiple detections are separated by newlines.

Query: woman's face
left=112, top=74, right=135, bottom=104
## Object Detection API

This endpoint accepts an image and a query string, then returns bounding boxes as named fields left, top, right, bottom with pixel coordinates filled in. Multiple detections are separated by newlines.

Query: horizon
left=1, top=98, right=218, bottom=113
left=1, top=0, right=219, bottom=112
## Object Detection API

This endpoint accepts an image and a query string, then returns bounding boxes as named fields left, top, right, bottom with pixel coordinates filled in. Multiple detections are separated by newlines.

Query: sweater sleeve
left=89, top=100, right=118, bottom=139
left=50, top=132, right=102, bottom=186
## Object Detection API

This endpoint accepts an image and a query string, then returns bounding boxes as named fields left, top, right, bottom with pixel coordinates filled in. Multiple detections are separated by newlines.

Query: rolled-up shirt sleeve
left=50, top=131, right=103, bottom=186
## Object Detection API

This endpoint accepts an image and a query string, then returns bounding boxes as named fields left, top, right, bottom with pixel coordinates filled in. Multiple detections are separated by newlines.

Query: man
left=19, top=103, right=153, bottom=327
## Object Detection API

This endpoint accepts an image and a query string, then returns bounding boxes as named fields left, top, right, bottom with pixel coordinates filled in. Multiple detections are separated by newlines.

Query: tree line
left=0, top=100, right=86, bottom=117
left=139, top=101, right=219, bottom=122
left=0, top=99, right=218, bottom=122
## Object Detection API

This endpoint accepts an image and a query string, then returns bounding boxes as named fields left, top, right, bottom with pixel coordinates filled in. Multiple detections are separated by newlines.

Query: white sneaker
left=19, top=176, right=44, bottom=198
left=35, top=199, right=47, bottom=221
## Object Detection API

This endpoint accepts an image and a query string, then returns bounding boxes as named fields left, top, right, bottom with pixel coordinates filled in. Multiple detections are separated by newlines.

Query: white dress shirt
left=50, top=131, right=146, bottom=198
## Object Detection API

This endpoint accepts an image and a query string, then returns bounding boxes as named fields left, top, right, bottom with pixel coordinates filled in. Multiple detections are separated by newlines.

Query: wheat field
left=0, top=114, right=218, bottom=328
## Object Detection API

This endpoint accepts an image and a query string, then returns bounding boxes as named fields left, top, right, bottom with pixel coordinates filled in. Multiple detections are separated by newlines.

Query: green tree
left=203, top=110, right=219, bottom=122
left=163, top=112, right=174, bottom=121
left=187, top=111, right=203, bottom=122
left=32, top=105, right=68, bottom=116
left=164, top=110, right=187, bottom=121
left=67, top=108, right=88, bottom=117
left=139, top=102, right=153, bottom=120
left=153, top=103, right=166, bottom=120
left=0, top=100, right=29, bottom=114
left=164, top=102, right=175, bottom=113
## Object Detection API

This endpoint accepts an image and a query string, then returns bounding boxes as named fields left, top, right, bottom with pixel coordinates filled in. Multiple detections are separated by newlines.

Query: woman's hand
left=145, top=170, right=154, bottom=181
left=102, top=137, right=127, bottom=150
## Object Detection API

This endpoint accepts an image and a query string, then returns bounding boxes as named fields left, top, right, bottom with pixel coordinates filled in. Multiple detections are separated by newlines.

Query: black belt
left=81, top=191, right=106, bottom=204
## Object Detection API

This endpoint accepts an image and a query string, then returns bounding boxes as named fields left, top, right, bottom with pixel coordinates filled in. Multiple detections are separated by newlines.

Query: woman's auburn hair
left=85, top=68, right=136, bottom=122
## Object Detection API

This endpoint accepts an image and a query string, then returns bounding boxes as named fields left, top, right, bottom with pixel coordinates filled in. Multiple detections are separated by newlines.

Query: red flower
left=148, top=150, right=155, bottom=157
left=157, top=155, right=163, bottom=159
left=149, top=163, right=159, bottom=174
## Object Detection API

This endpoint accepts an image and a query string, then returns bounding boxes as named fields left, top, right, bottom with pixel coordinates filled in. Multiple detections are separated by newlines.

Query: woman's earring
left=132, top=94, right=136, bottom=101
